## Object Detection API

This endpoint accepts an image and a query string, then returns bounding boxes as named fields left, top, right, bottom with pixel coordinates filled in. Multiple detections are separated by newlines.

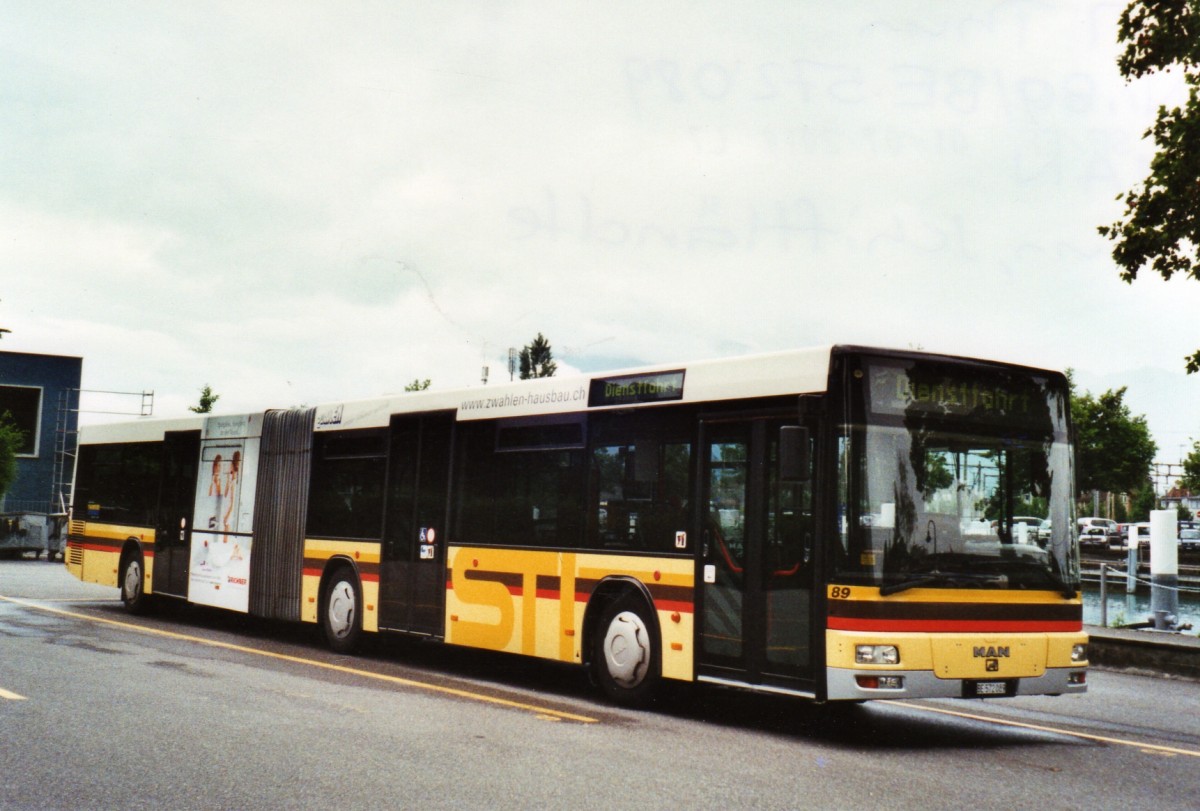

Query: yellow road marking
left=0, top=686, right=28, bottom=700
left=894, top=701, right=1200, bottom=759
left=0, top=596, right=597, bottom=724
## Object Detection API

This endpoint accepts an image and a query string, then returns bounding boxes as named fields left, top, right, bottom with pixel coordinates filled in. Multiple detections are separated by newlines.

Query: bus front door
left=152, top=430, right=200, bottom=598
left=698, top=416, right=815, bottom=690
left=379, top=412, right=454, bottom=636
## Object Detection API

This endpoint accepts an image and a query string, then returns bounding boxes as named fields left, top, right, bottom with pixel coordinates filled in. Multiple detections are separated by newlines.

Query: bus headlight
left=1071, top=643, right=1088, bottom=663
left=855, top=644, right=899, bottom=665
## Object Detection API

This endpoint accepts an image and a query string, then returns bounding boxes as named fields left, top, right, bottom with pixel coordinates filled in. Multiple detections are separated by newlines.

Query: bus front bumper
left=825, top=666, right=1088, bottom=701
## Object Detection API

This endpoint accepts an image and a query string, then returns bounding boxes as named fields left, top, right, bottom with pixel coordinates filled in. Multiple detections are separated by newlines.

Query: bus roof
left=79, top=345, right=835, bottom=444
left=315, top=345, right=839, bottom=432
left=79, top=343, right=1060, bottom=443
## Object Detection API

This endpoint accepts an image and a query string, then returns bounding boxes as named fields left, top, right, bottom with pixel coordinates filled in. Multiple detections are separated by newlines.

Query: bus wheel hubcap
left=603, top=611, right=650, bottom=688
left=327, top=582, right=356, bottom=638
left=124, top=561, right=141, bottom=598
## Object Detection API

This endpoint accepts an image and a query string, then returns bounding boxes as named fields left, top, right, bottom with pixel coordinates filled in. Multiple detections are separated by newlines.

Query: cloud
left=1, top=1, right=1198, bottom=457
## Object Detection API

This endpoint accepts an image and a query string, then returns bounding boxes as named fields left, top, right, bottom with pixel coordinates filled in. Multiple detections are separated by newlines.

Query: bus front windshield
left=835, top=358, right=1078, bottom=596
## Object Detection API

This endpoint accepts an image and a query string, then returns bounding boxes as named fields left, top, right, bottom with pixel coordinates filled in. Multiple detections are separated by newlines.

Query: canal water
left=1081, top=579, right=1200, bottom=630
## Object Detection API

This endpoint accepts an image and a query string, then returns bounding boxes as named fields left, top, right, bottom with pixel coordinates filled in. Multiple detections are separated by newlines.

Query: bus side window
left=306, top=430, right=387, bottom=540
left=74, top=442, right=161, bottom=526
left=587, top=416, right=692, bottom=553
left=455, top=422, right=585, bottom=548
left=769, top=425, right=813, bottom=575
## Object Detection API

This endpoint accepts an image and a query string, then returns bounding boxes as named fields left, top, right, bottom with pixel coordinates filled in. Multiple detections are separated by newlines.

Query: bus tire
left=592, top=591, right=660, bottom=707
left=320, top=565, right=362, bottom=654
left=120, top=551, right=152, bottom=615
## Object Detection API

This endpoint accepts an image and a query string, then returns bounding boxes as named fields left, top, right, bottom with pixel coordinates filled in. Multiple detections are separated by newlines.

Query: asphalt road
left=2, top=558, right=1197, bottom=810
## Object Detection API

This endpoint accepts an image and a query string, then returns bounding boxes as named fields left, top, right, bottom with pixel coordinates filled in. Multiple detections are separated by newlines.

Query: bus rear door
left=152, top=430, right=200, bottom=598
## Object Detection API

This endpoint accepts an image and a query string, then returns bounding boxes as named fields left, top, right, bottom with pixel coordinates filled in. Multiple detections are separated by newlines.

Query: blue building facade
left=1, top=350, right=82, bottom=556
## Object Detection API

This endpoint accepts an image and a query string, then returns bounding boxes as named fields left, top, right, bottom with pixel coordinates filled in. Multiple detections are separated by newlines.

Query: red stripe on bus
left=75, top=542, right=124, bottom=554
left=75, top=541, right=153, bottom=558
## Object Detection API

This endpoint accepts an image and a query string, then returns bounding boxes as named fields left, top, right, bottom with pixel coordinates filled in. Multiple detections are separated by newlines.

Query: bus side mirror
left=780, top=426, right=810, bottom=482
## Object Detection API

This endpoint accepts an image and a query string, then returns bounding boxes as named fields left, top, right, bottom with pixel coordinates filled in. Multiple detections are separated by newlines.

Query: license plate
left=976, top=681, right=1007, bottom=696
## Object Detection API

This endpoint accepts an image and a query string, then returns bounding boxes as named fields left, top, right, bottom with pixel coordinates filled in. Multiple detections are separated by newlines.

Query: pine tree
left=518, top=333, right=557, bottom=379
left=189, top=385, right=220, bottom=414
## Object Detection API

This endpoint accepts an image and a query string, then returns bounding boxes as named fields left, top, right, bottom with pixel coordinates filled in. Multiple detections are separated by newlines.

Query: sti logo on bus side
left=973, top=646, right=1010, bottom=658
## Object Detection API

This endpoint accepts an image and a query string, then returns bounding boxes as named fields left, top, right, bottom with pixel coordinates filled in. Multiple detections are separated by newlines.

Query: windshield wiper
left=879, top=570, right=1009, bottom=596
left=879, top=575, right=942, bottom=596
left=1040, top=561, right=1078, bottom=599
left=975, top=557, right=1078, bottom=599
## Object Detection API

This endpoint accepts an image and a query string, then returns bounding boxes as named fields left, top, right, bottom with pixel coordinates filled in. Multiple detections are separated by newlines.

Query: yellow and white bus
left=65, top=345, right=1087, bottom=705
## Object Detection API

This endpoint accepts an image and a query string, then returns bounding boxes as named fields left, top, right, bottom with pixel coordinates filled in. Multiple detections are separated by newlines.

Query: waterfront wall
left=1087, top=625, right=1200, bottom=681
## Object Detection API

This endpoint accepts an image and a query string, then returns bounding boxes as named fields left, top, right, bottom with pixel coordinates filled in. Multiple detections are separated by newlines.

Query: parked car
left=1078, top=516, right=1120, bottom=548
left=1078, top=526, right=1110, bottom=549
left=1131, top=522, right=1154, bottom=549
left=1012, top=516, right=1043, bottom=544
left=1181, top=528, right=1200, bottom=552
left=1037, top=518, right=1052, bottom=547
left=1129, top=522, right=1200, bottom=551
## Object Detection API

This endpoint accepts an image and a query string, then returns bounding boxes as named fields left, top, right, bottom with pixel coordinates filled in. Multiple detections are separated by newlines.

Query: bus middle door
left=379, top=412, right=454, bottom=636
left=698, top=415, right=815, bottom=690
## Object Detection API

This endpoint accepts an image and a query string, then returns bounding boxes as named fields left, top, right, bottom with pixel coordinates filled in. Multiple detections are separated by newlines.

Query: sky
left=3, top=1, right=1199, bottom=474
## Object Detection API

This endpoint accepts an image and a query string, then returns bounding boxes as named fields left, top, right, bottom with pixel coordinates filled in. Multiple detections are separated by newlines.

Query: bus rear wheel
left=592, top=592, right=660, bottom=707
left=321, top=567, right=362, bottom=654
left=120, top=552, right=151, bottom=615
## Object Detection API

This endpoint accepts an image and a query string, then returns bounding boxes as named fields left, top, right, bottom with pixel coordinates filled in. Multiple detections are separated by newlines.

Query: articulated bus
left=65, top=345, right=1087, bottom=705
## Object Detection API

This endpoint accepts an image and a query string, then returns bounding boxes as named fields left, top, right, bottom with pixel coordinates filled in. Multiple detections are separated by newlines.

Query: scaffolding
left=1152, top=461, right=1185, bottom=496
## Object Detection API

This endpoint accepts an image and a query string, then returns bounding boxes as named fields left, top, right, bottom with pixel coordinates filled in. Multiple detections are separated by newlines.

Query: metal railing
left=1084, top=566, right=1200, bottom=630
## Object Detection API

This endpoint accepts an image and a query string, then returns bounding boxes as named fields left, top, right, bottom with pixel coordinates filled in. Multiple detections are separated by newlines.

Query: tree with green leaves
left=1180, top=439, right=1200, bottom=491
left=518, top=333, right=557, bottom=379
left=1098, top=0, right=1200, bottom=372
left=404, top=378, right=432, bottom=392
left=1128, top=481, right=1160, bottom=522
left=0, top=413, right=24, bottom=502
left=1070, top=376, right=1157, bottom=497
left=189, top=384, right=220, bottom=414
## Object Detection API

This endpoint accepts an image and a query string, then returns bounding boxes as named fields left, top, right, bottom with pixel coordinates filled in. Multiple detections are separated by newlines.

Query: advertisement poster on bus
left=189, top=414, right=261, bottom=612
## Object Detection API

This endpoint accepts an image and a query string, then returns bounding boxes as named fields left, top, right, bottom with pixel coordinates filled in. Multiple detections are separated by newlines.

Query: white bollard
left=1149, top=509, right=1179, bottom=630
left=1127, top=523, right=1138, bottom=595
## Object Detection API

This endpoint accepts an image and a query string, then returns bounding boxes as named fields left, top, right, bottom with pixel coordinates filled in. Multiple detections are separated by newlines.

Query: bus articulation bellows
left=66, top=345, right=1087, bottom=705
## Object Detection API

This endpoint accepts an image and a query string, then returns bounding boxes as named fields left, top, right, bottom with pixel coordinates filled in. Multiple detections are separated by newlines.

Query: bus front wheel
left=321, top=567, right=362, bottom=654
left=592, top=592, right=660, bottom=707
